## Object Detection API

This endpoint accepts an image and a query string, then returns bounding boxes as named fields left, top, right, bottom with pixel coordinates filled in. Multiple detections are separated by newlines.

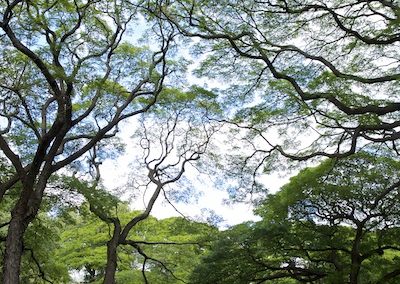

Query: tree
left=0, top=1, right=178, bottom=282
left=191, top=153, right=400, bottom=283
left=59, top=85, right=219, bottom=283
left=0, top=173, right=71, bottom=283
left=153, top=0, right=400, bottom=188
left=57, top=204, right=214, bottom=284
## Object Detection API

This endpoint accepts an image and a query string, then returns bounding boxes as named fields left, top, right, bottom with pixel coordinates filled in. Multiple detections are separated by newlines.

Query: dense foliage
left=1, top=198, right=213, bottom=283
left=156, top=0, right=400, bottom=191
left=0, top=1, right=399, bottom=283
left=192, top=153, right=400, bottom=283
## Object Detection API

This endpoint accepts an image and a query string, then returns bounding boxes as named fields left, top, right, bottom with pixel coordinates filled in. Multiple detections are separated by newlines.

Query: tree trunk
left=103, top=223, right=121, bottom=284
left=2, top=180, right=44, bottom=284
left=350, top=226, right=363, bottom=284
left=2, top=210, right=29, bottom=284
left=349, top=257, right=361, bottom=284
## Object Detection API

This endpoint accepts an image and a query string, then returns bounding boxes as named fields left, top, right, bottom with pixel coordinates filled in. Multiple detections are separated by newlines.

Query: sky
left=100, top=120, right=291, bottom=227
left=96, top=15, right=295, bottom=228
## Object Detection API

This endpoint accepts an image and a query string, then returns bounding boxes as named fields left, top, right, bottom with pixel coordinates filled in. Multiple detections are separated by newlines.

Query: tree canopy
left=192, top=153, right=400, bottom=283
left=57, top=204, right=214, bottom=284
left=0, top=1, right=399, bottom=284
left=155, top=0, right=400, bottom=186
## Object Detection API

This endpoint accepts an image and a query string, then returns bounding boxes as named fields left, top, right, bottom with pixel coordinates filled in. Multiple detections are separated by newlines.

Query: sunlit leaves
left=56, top=206, right=213, bottom=283
left=192, top=153, right=400, bottom=283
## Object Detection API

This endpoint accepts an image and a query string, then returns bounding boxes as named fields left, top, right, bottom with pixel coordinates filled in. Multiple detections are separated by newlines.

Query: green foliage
left=0, top=167, right=212, bottom=283
left=0, top=0, right=220, bottom=283
left=162, top=0, right=400, bottom=175
left=2, top=0, right=399, bottom=283
left=55, top=205, right=214, bottom=283
left=21, top=215, right=70, bottom=283
left=145, top=85, right=221, bottom=118
left=0, top=192, right=70, bottom=283
left=192, top=153, right=400, bottom=283
left=57, top=210, right=117, bottom=282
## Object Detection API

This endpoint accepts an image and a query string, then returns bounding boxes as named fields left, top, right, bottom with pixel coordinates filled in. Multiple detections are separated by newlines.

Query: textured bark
left=2, top=207, right=30, bottom=284
left=349, top=226, right=363, bottom=284
left=0, top=1, right=167, bottom=281
left=349, top=257, right=361, bottom=284
left=2, top=171, right=50, bottom=284
left=103, top=223, right=121, bottom=284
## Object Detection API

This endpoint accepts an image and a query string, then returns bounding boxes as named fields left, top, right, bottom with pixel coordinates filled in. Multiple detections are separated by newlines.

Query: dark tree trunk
left=2, top=175, right=48, bottom=284
left=103, top=223, right=121, bottom=284
left=2, top=208, right=30, bottom=284
left=349, top=257, right=361, bottom=284
left=350, top=226, right=363, bottom=284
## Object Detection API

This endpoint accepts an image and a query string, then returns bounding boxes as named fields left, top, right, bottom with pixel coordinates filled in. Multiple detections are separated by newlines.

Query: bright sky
left=100, top=119, right=290, bottom=227
left=95, top=17, right=295, bottom=228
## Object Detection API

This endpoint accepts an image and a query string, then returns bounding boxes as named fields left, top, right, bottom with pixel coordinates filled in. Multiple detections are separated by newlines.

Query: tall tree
left=260, top=153, right=400, bottom=283
left=0, top=167, right=75, bottom=283
left=191, top=153, right=400, bottom=283
left=57, top=205, right=213, bottom=284
left=0, top=1, right=176, bottom=282
left=153, top=0, right=400, bottom=188
left=63, top=86, right=219, bottom=283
